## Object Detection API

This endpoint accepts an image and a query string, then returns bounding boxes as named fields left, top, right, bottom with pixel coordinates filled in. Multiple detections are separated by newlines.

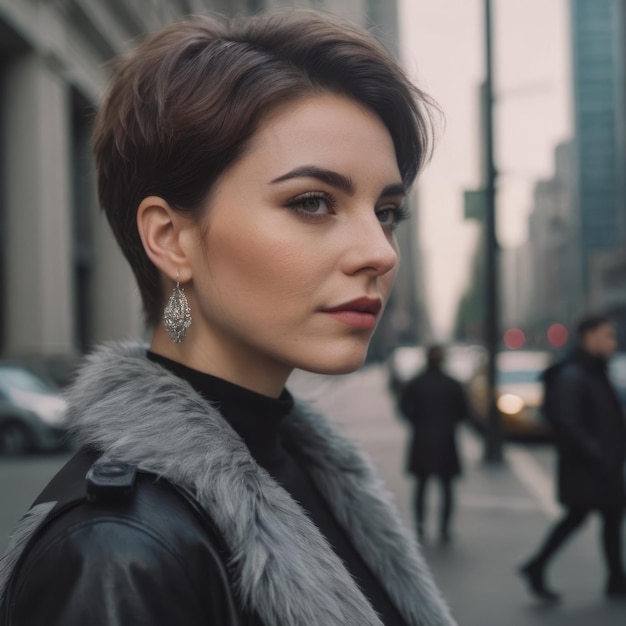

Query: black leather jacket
left=3, top=450, right=255, bottom=626
left=546, top=349, right=626, bottom=508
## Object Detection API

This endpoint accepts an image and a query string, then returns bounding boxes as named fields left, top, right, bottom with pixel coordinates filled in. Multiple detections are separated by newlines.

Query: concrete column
left=92, top=210, right=145, bottom=343
left=3, top=51, right=74, bottom=357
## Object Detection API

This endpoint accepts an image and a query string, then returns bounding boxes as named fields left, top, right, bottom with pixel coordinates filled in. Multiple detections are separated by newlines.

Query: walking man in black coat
left=520, top=315, right=626, bottom=601
left=400, top=345, right=469, bottom=543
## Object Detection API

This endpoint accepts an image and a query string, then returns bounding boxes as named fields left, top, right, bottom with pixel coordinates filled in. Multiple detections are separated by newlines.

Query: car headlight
left=497, top=393, right=524, bottom=415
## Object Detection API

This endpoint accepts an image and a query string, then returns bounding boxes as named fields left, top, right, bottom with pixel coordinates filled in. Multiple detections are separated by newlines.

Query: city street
left=0, top=1, right=624, bottom=624
left=2, top=364, right=625, bottom=625
left=291, top=365, right=626, bottom=625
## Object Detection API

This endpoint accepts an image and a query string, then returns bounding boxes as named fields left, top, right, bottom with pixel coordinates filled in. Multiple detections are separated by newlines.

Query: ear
left=137, top=196, right=194, bottom=283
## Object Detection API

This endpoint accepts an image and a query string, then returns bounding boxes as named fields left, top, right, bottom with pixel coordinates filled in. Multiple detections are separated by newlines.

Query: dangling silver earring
left=163, top=273, right=191, bottom=343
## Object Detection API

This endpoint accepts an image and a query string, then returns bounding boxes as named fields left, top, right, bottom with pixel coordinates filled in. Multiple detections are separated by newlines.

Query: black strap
left=32, top=447, right=232, bottom=556
left=32, top=447, right=100, bottom=516
left=9, top=448, right=241, bottom=625
left=2, top=449, right=98, bottom=624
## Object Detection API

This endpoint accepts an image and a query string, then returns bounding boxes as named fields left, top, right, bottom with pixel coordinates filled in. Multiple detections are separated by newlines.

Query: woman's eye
left=376, top=205, right=409, bottom=229
left=286, top=192, right=336, bottom=217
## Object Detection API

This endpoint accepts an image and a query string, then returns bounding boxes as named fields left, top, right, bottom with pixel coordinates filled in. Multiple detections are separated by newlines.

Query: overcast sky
left=399, top=0, right=571, bottom=338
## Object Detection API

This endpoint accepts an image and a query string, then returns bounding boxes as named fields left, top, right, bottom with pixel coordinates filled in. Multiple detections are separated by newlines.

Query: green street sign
left=464, top=189, right=486, bottom=221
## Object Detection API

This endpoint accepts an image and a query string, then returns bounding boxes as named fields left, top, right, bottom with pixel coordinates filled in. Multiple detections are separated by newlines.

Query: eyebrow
left=271, top=166, right=355, bottom=195
left=380, top=183, right=406, bottom=198
left=270, top=165, right=406, bottom=199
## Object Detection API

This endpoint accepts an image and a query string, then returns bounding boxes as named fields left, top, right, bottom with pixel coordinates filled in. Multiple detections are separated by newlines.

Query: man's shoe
left=518, top=561, right=561, bottom=603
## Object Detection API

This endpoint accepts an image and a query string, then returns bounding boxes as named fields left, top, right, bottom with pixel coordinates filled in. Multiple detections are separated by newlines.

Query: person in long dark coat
left=400, top=346, right=469, bottom=543
left=519, top=315, right=626, bottom=602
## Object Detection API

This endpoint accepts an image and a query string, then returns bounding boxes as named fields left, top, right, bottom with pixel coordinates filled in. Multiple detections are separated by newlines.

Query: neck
left=150, top=325, right=291, bottom=398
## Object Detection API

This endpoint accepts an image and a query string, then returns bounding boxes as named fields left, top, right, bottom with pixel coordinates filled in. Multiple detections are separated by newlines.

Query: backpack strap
left=33, top=447, right=102, bottom=508
left=2, top=448, right=240, bottom=625
left=0, top=448, right=99, bottom=619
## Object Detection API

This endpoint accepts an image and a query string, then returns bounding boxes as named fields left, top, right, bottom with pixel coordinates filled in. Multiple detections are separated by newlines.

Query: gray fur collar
left=65, top=342, right=455, bottom=626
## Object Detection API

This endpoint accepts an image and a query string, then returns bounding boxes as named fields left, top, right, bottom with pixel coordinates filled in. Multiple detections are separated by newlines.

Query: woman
left=0, top=10, right=454, bottom=626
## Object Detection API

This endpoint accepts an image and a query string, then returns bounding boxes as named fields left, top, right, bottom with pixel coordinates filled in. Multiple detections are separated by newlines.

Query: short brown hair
left=93, top=10, right=438, bottom=326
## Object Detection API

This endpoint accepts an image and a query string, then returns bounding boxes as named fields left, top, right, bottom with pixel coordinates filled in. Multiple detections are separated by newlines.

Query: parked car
left=468, top=350, right=554, bottom=440
left=0, top=364, right=69, bottom=454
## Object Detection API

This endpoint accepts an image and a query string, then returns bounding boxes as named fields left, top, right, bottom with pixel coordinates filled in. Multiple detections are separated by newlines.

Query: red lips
left=322, top=297, right=382, bottom=315
left=321, top=298, right=382, bottom=329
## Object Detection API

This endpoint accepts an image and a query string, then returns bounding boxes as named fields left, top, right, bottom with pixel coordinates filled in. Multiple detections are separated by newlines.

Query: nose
left=341, top=213, right=398, bottom=277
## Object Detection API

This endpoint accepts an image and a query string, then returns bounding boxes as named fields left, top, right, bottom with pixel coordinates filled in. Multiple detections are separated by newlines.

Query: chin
left=295, top=343, right=369, bottom=376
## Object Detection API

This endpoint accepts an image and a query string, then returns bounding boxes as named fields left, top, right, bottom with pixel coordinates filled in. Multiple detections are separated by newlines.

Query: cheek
left=204, top=220, right=324, bottom=304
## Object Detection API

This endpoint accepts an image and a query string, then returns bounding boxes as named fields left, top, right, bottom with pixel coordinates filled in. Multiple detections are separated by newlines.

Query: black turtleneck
left=147, top=351, right=407, bottom=626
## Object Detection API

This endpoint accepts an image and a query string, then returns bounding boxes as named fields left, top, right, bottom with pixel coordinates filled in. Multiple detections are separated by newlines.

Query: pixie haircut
left=93, top=10, right=438, bottom=326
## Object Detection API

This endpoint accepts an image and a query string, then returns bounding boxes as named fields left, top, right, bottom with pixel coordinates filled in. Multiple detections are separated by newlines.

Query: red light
left=504, top=327, right=526, bottom=350
left=547, top=323, right=568, bottom=348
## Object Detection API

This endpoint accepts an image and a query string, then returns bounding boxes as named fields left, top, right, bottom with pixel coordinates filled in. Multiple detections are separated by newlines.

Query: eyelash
left=284, top=191, right=337, bottom=218
left=284, top=191, right=409, bottom=230
left=379, top=205, right=410, bottom=230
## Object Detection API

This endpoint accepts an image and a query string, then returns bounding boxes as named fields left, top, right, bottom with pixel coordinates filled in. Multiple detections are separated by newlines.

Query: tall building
left=524, top=142, right=580, bottom=338
left=570, top=0, right=626, bottom=346
left=0, top=0, right=408, bottom=372
left=500, top=244, right=530, bottom=332
left=570, top=0, right=626, bottom=293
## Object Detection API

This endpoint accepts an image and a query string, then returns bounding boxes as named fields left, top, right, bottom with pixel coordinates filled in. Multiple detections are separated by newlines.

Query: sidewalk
left=289, top=365, right=626, bottom=626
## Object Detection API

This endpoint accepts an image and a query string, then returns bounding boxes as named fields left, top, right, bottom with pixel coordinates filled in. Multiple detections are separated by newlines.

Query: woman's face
left=184, top=93, right=405, bottom=391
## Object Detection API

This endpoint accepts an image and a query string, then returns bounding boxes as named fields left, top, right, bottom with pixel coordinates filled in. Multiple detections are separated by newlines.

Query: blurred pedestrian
left=400, top=345, right=469, bottom=543
left=519, top=314, right=626, bottom=601
left=0, top=10, right=456, bottom=626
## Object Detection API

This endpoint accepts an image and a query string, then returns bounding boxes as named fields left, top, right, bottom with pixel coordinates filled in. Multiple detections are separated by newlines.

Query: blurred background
left=1, top=1, right=625, bottom=623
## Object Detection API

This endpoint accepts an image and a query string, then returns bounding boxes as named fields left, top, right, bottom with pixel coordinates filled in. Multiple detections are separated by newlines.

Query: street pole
left=483, top=0, right=503, bottom=463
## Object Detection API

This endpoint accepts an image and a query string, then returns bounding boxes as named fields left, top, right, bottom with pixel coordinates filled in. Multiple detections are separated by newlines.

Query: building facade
left=523, top=142, right=581, bottom=339
left=570, top=0, right=626, bottom=344
left=571, top=0, right=626, bottom=293
left=0, top=0, right=412, bottom=370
